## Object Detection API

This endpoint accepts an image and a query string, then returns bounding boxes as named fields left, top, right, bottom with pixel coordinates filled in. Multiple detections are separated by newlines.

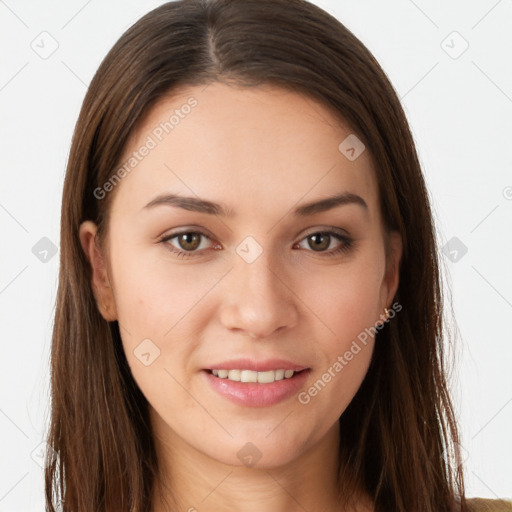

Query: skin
left=80, top=82, right=402, bottom=512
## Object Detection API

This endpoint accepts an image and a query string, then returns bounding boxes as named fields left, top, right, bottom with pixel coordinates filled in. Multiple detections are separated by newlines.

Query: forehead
left=111, top=82, right=379, bottom=222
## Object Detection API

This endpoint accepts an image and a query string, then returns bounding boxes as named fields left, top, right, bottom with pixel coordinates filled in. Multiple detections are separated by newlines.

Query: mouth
left=202, top=364, right=310, bottom=407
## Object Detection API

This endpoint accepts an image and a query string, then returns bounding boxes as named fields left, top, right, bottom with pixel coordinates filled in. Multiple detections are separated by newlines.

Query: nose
left=219, top=251, right=299, bottom=339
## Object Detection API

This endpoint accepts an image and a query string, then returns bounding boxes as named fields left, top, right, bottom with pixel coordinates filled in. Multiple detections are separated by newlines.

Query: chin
left=202, top=429, right=310, bottom=469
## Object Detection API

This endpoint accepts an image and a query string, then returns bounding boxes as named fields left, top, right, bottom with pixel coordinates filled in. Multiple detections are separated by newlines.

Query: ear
left=79, top=220, right=118, bottom=322
left=379, top=230, right=402, bottom=317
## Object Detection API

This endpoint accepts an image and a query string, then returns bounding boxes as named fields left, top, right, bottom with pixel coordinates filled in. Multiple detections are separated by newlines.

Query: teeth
left=211, top=368, right=298, bottom=383
left=256, top=370, right=275, bottom=384
left=274, top=369, right=285, bottom=381
left=228, top=369, right=241, bottom=381
left=240, top=370, right=258, bottom=382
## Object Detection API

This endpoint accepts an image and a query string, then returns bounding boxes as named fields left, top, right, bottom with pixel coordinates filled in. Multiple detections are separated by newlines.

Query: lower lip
left=203, top=369, right=310, bottom=407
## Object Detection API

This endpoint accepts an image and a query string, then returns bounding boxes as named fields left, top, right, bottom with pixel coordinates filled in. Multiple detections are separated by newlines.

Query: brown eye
left=160, top=230, right=215, bottom=258
left=176, top=232, right=202, bottom=251
left=295, top=230, right=354, bottom=257
left=307, top=233, right=331, bottom=252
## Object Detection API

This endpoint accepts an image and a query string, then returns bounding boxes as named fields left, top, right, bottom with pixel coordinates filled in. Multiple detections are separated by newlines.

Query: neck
left=149, top=412, right=372, bottom=512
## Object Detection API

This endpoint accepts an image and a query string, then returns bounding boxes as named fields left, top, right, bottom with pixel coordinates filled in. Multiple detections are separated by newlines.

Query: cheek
left=297, top=255, right=382, bottom=411
left=110, top=260, right=205, bottom=420
left=306, top=260, right=384, bottom=343
left=109, top=242, right=220, bottom=341
left=299, top=324, right=375, bottom=422
left=107, top=246, right=213, bottom=395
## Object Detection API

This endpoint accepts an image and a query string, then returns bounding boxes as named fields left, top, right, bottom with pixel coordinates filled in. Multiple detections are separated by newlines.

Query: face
left=80, top=82, right=401, bottom=469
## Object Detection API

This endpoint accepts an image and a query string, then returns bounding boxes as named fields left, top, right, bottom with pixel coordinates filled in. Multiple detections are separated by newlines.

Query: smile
left=203, top=368, right=310, bottom=407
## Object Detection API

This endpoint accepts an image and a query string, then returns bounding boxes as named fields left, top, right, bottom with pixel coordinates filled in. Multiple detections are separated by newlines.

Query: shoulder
left=465, top=498, right=512, bottom=512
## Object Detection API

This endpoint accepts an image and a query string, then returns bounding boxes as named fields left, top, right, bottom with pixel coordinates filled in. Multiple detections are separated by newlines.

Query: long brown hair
left=45, top=0, right=467, bottom=510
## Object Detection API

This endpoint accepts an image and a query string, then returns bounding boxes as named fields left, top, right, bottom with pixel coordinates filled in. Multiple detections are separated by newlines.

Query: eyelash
left=158, top=229, right=354, bottom=259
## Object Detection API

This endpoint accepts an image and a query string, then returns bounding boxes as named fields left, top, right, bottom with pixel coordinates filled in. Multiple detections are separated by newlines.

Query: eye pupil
left=179, top=233, right=201, bottom=251
left=308, top=233, right=330, bottom=251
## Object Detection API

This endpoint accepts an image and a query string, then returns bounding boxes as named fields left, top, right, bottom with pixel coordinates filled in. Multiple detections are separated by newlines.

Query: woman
left=44, top=0, right=511, bottom=511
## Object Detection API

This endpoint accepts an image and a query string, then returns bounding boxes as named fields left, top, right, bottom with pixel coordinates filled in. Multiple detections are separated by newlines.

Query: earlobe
left=79, top=221, right=118, bottom=322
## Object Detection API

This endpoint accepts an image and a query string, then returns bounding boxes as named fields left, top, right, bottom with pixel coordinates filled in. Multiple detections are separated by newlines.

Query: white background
left=0, top=0, right=511, bottom=509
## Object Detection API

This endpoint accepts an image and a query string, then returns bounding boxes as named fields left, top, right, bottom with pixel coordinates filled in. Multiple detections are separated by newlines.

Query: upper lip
left=205, top=358, right=308, bottom=372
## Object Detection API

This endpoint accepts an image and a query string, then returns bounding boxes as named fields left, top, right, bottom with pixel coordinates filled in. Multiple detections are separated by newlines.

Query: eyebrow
left=142, top=191, right=368, bottom=217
